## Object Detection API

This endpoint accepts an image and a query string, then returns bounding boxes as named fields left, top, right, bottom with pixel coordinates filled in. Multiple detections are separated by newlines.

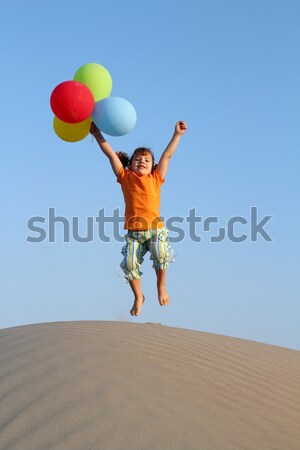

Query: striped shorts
left=120, top=227, right=170, bottom=280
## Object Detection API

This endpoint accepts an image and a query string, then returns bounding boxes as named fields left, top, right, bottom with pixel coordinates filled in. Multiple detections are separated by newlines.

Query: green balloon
left=73, top=63, right=112, bottom=102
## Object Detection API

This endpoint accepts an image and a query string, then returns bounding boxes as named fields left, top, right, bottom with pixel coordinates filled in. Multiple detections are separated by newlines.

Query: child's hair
left=116, top=147, right=157, bottom=171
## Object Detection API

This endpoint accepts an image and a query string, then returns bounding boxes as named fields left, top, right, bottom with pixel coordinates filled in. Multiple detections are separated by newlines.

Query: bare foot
left=130, top=295, right=145, bottom=316
left=158, top=287, right=170, bottom=306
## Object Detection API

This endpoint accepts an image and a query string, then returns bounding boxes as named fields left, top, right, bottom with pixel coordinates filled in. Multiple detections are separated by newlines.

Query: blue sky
left=1, top=0, right=299, bottom=350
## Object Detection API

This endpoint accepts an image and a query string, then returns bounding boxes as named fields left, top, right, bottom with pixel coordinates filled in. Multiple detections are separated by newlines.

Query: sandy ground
left=1, top=321, right=300, bottom=450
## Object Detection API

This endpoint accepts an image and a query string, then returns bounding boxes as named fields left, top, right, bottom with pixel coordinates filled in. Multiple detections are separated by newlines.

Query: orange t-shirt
left=117, top=167, right=165, bottom=230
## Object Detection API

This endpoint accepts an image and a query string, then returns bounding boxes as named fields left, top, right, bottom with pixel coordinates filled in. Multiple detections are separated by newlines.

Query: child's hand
left=175, top=121, right=187, bottom=136
left=90, top=121, right=101, bottom=137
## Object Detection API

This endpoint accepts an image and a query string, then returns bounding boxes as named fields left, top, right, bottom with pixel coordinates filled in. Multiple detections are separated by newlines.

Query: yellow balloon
left=53, top=116, right=92, bottom=142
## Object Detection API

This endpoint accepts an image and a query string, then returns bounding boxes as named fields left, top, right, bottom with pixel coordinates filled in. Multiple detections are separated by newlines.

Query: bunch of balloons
left=50, top=63, right=137, bottom=142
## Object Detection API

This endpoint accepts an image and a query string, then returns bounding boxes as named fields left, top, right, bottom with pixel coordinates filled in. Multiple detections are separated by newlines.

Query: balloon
left=92, top=97, right=137, bottom=136
left=53, top=116, right=92, bottom=142
left=73, top=63, right=112, bottom=102
left=50, top=81, right=94, bottom=123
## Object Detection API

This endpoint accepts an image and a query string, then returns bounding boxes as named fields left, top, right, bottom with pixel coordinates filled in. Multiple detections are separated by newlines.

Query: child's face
left=130, top=152, right=153, bottom=176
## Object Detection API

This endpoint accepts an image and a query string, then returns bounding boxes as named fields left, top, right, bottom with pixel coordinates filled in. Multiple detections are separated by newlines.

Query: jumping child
left=90, top=120, right=187, bottom=316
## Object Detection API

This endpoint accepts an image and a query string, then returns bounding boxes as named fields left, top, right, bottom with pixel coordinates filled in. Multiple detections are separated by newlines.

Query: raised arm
left=90, top=122, right=123, bottom=177
left=156, top=121, right=187, bottom=179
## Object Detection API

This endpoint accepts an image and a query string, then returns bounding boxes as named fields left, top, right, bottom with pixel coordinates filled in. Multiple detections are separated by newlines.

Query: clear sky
left=1, top=0, right=299, bottom=350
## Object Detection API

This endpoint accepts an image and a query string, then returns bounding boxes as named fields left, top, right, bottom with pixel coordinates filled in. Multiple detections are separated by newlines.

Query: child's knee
left=120, top=261, right=142, bottom=280
left=120, top=237, right=144, bottom=280
left=120, top=257, right=143, bottom=280
left=152, top=257, right=169, bottom=271
left=150, top=228, right=170, bottom=270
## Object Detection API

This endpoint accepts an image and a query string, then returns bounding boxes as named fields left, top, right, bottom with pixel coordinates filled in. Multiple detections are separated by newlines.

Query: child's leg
left=128, top=278, right=145, bottom=316
left=149, top=228, right=171, bottom=306
left=155, top=268, right=170, bottom=306
left=120, top=233, right=147, bottom=316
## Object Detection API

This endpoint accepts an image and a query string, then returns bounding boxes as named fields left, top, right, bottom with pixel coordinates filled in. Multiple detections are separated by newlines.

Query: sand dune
left=1, top=321, right=299, bottom=450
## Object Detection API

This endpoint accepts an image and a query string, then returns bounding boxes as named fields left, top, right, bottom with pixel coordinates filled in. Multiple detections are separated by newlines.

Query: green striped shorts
left=120, top=227, right=170, bottom=280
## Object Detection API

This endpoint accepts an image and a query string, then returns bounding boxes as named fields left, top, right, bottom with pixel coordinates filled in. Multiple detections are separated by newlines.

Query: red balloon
left=50, top=81, right=94, bottom=123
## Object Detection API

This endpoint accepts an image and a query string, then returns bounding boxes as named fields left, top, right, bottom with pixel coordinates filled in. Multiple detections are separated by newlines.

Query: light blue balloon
left=92, top=97, right=137, bottom=136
